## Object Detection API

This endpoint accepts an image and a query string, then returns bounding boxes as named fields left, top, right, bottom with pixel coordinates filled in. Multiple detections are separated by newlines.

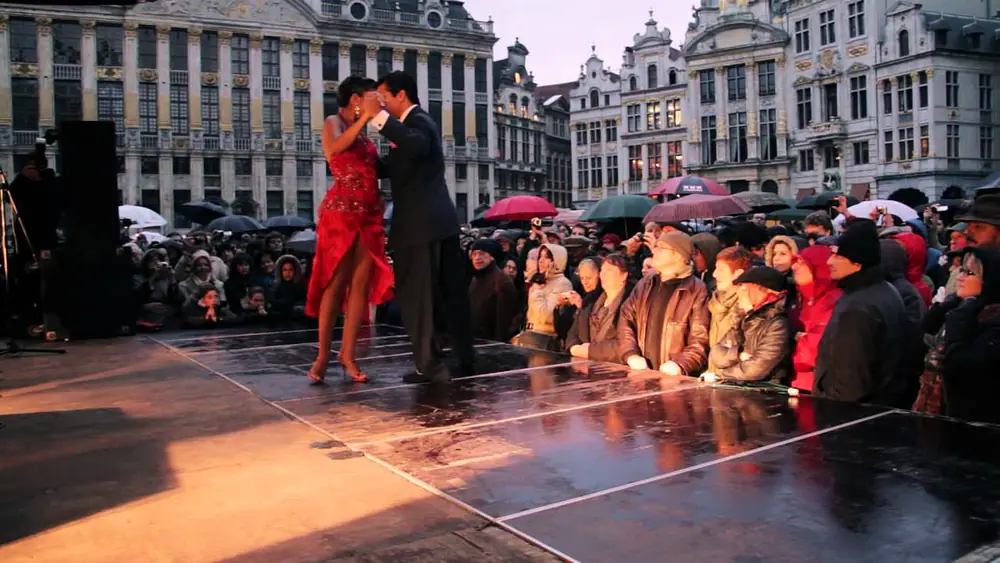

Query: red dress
left=305, top=132, right=394, bottom=318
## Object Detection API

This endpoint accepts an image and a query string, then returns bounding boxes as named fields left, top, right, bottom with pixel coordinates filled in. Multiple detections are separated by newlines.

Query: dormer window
left=590, top=89, right=600, bottom=108
left=935, top=29, right=948, bottom=47
left=668, top=69, right=677, bottom=85
left=969, top=33, right=982, bottom=49
left=509, top=93, right=517, bottom=114
left=514, top=72, right=522, bottom=84
left=647, top=64, right=658, bottom=89
left=898, top=29, right=910, bottom=57
left=629, top=76, right=638, bottom=91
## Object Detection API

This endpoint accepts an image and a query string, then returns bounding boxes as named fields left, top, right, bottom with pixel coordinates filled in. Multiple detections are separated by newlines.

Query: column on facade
left=484, top=56, right=495, bottom=203
left=36, top=17, right=54, bottom=130
left=79, top=20, right=96, bottom=121
left=925, top=69, right=936, bottom=157
left=774, top=55, right=788, bottom=159
left=156, top=25, right=173, bottom=222
left=249, top=33, right=265, bottom=211
left=218, top=31, right=234, bottom=203
left=122, top=21, right=140, bottom=205
left=392, top=47, right=404, bottom=72
left=365, top=43, right=377, bottom=80
left=745, top=61, right=758, bottom=167
left=187, top=28, right=204, bottom=201
left=464, top=54, right=477, bottom=201
left=440, top=52, right=456, bottom=202
left=416, top=49, right=429, bottom=113
left=309, top=38, right=325, bottom=215
left=279, top=37, right=295, bottom=214
left=0, top=16, right=9, bottom=173
left=338, top=43, right=350, bottom=81
left=715, top=66, right=727, bottom=164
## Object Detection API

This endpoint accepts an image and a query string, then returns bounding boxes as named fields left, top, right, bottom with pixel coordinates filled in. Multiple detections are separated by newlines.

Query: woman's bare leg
left=338, top=241, right=377, bottom=382
left=310, top=239, right=359, bottom=382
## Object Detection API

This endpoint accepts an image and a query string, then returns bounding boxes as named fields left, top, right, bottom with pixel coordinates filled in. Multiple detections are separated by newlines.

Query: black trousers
left=393, top=235, right=475, bottom=379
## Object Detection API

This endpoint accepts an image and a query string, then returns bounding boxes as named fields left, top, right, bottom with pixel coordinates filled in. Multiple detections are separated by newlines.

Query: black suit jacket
left=378, top=107, right=460, bottom=250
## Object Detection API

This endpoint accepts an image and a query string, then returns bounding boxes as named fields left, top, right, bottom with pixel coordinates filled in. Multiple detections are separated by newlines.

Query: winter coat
left=178, top=250, right=227, bottom=304
left=788, top=245, right=842, bottom=392
left=269, top=254, right=306, bottom=316
left=709, top=296, right=792, bottom=383
left=691, top=233, right=721, bottom=293
left=174, top=251, right=229, bottom=283
left=890, top=232, right=932, bottom=306
left=618, top=274, right=710, bottom=376
left=525, top=243, right=573, bottom=336
left=565, top=282, right=634, bottom=363
left=880, top=239, right=927, bottom=403
left=707, top=289, right=741, bottom=372
left=469, top=263, right=520, bottom=342
left=813, top=266, right=910, bottom=407
left=764, top=235, right=800, bottom=269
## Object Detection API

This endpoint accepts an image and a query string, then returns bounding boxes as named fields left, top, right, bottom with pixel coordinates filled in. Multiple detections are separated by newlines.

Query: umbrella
left=118, top=205, right=167, bottom=228
left=180, top=201, right=229, bottom=225
left=649, top=175, right=728, bottom=197
left=470, top=203, right=498, bottom=227
left=483, top=195, right=557, bottom=221
left=133, top=231, right=167, bottom=244
left=554, top=208, right=585, bottom=222
left=766, top=208, right=811, bottom=221
left=579, top=194, right=657, bottom=222
left=643, top=194, right=751, bottom=223
left=384, top=202, right=393, bottom=223
left=796, top=191, right=860, bottom=210
left=286, top=229, right=317, bottom=254
left=847, top=199, right=919, bottom=222
left=733, top=191, right=790, bottom=213
left=203, top=214, right=265, bottom=233
left=264, top=215, right=314, bottom=231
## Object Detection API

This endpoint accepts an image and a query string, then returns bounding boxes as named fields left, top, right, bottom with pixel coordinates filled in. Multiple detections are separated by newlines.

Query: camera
left=529, top=272, right=547, bottom=285
left=876, top=206, right=888, bottom=215
left=530, top=217, right=542, bottom=229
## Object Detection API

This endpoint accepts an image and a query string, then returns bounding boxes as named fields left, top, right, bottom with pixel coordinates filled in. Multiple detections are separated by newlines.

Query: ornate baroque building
left=568, top=46, right=621, bottom=206
left=533, top=81, right=574, bottom=208
left=0, top=0, right=497, bottom=226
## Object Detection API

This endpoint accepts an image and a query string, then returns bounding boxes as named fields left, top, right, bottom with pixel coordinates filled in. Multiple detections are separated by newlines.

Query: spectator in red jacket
left=788, top=245, right=842, bottom=393
left=891, top=231, right=932, bottom=306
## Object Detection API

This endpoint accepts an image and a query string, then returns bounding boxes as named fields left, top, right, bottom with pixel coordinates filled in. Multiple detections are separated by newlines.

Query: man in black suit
left=365, top=71, right=475, bottom=383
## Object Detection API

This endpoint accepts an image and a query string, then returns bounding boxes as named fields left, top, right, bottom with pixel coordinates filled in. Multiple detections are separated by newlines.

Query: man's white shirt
left=370, top=104, right=417, bottom=131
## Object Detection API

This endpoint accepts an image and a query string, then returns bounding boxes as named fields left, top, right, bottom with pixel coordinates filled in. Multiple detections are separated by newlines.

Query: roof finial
left=649, top=8, right=654, bottom=18
left=591, top=42, right=596, bottom=53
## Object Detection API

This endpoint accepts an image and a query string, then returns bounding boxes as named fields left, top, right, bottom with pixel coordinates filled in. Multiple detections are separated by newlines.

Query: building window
left=202, top=86, right=219, bottom=137
left=234, top=157, right=252, bottom=176
left=456, top=162, right=467, bottom=181
left=819, top=10, right=836, bottom=45
left=169, top=29, right=187, bottom=70
left=759, top=108, right=777, bottom=161
left=605, top=119, right=618, bottom=142
left=11, top=78, right=39, bottom=131
left=935, top=29, right=948, bottom=47
left=647, top=64, right=658, bottom=89
left=799, top=149, right=815, bottom=171
left=427, top=51, right=441, bottom=89
left=823, top=145, right=841, bottom=168
left=141, top=189, right=160, bottom=211
left=296, top=158, right=312, bottom=177
left=757, top=60, right=776, bottom=96
left=266, top=191, right=283, bottom=218
left=699, top=70, right=715, bottom=104
left=265, top=158, right=282, bottom=176
left=474, top=58, right=487, bottom=92
left=853, top=141, right=869, bottom=165
left=647, top=144, right=662, bottom=181
left=850, top=75, right=868, bottom=119
left=577, top=157, right=589, bottom=188
left=897, top=74, right=913, bottom=113
left=53, top=22, right=82, bottom=65
left=981, top=126, right=994, bottom=160
left=980, top=74, right=993, bottom=110
left=233, top=87, right=251, bottom=138
left=627, top=145, right=642, bottom=181
left=823, top=83, right=838, bottom=121
left=898, top=126, right=914, bottom=160
left=9, top=18, right=37, bottom=63
left=322, top=43, right=339, bottom=80
left=96, top=24, right=123, bottom=67
left=297, top=191, right=314, bottom=220
left=172, top=188, right=192, bottom=227
left=170, top=84, right=189, bottom=135
left=700, top=115, right=717, bottom=165
left=141, top=156, right=159, bottom=175
left=606, top=155, right=619, bottom=187
left=54, top=80, right=82, bottom=125
left=918, top=71, right=928, bottom=108
left=292, top=40, right=310, bottom=79
left=173, top=156, right=191, bottom=175
left=263, top=91, right=281, bottom=138
left=591, top=156, right=603, bottom=187
left=848, top=0, right=866, bottom=38
left=794, top=18, right=810, bottom=53
left=573, top=124, right=585, bottom=146
left=476, top=104, right=489, bottom=145
left=946, top=71, right=959, bottom=108
left=589, top=90, right=600, bottom=108
left=589, top=121, right=601, bottom=144
left=728, top=112, right=748, bottom=163
left=137, top=26, right=157, bottom=68
left=920, top=125, right=930, bottom=157
left=883, top=79, right=893, bottom=114
left=629, top=76, right=637, bottom=91
left=796, top=87, right=812, bottom=129
left=667, top=141, right=682, bottom=178
left=626, top=104, right=641, bottom=132
left=138, top=82, right=157, bottom=134
left=231, top=34, right=249, bottom=75
left=669, top=69, right=677, bottom=85
left=666, top=99, right=681, bottom=128
left=898, top=30, right=910, bottom=57
left=377, top=47, right=393, bottom=79
left=726, top=65, right=746, bottom=101
left=646, top=101, right=661, bottom=130
left=201, top=31, right=218, bottom=73
left=947, top=124, right=960, bottom=158
left=884, top=130, right=894, bottom=161
left=405, top=49, right=418, bottom=79
left=97, top=81, right=125, bottom=134
left=294, top=91, right=311, bottom=141
left=605, top=94, right=611, bottom=106
left=262, top=37, right=280, bottom=77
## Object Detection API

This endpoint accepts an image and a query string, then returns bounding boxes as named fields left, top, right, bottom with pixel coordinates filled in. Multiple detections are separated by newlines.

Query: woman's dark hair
left=377, top=71, right=421, bottom=106
left=603, top=252, right=629, bottom=274
left=336, top=76, right=377, bottom=108
left=538, top=245, right=554, bottom=261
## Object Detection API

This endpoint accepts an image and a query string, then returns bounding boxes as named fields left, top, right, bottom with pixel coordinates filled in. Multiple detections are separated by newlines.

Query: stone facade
left=568, top=46, right=623, bottom=205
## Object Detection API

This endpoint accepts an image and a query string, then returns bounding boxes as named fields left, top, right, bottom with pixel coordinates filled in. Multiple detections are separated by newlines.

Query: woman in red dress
left=307, top=77, right=394, bottom=384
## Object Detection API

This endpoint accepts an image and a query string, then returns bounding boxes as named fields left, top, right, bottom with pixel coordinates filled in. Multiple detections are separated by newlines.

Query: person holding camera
left=511, top=243, right=573, bottom=352
left=132, top=247, right=181, bottom=329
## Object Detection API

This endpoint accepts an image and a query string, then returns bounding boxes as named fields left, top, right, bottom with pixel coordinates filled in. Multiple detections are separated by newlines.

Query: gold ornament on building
left=218, top=30, right=232, bottom=46
left=366, top=44, right=378, bottom=59
left=35, top=16, right=52, bottom=36
left=324, top=81, right=338, bottom=93
left=202, top=72, right=219, bottom=86
left=777, top=110, right=787, bottom=135
left=139, top=68, right=158, bottom=83
left=232, top=74, right=249, bottom=87
left=96, top=67, right=123, bottom=80
left=819, top=50, right=836, bottom=69
left=339, top=44, right=350, bottom=57
left=266, top=139, right=282, bottom=150
left=926, top=69, right=935, bottom=78
left=465, top=54, right=476, bottom=67
left=173, top=137, right=189, bottom=150
left=188, top=28, right=202, bottom=43
left=795, top=60, right=812, bottom=71
left=294, top=78, right=310, bottom=91
left=775, top=54, right=786, bottom=67
left=417, top=49, right=429, bottom=63
left=441, top=52, right=453, bottom=65
left=124, top=20, right=138, bottom=38
left=688, top=69, right=698, bottom=78
left=0, top=14, right=9, bottom=32
left=309, top=38, right=323, bottom=55
left=715, top=66, right=724, bottom=75
left=11, top=62, right=39, bottom=77
left=392, top=47, right=406, bottom=62
left=156, top=24, right=171, bottom=41
left=249, top=33, right=263, bottom=48
left=847, top=44, right=868, bottom=58
left=281, top=37, right=295, bottom=52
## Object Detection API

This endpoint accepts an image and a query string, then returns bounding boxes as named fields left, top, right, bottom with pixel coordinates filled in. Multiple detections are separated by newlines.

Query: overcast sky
left=462, top=0, right=693, bottom=85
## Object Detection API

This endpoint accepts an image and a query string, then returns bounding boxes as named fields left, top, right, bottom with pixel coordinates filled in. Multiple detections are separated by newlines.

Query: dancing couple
left=305, top=72, right=475, bottom=385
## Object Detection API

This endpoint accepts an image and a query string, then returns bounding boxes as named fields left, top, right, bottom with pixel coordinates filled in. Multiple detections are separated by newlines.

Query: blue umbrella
left=384, top=202, right=393, bottom=222
left=180, top=201, right=229, bottom=225
left=264, top=215, right=314, bottom=230
left=203, top=215, right=264, bottom=233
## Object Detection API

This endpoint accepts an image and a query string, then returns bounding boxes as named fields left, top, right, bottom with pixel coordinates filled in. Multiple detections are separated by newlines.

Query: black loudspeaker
left=58, top=121, right=133, bottom=339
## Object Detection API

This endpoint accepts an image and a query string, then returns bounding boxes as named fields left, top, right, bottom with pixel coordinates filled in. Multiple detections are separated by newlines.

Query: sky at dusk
left=462, top=0, right=694, bottom=85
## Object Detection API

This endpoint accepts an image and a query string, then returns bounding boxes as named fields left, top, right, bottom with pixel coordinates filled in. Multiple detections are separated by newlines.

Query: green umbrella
left=578, top=194, right=658, bottom=222
left=766, top=207, right=811, bottom=221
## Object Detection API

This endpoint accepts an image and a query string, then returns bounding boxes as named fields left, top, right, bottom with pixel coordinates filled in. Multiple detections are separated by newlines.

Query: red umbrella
left=484, top=195, right=558, bottom=221
left=650, top=175, right=728, bottom=197
left=643, top=194, right=751, bottom=223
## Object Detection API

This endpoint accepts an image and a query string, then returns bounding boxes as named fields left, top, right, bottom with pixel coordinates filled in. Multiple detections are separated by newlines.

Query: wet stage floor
left=154, top=325, right=1000, bottom=562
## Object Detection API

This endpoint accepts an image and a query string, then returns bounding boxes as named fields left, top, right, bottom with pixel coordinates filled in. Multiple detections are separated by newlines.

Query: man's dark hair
left=603, top=252, right=629, bottom=273
left=804, top=211, right=834, bottom=234
left=336, top=76, right=376, bottom=108
left=377, top=71, right=421, bottom=106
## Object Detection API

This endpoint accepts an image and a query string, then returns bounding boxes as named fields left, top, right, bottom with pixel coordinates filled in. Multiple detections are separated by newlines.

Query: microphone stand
left=0, top=164, right=66, bottom=357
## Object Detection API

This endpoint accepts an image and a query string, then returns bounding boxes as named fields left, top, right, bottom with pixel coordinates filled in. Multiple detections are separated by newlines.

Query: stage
left=149, top=324, right=1000, bottom=563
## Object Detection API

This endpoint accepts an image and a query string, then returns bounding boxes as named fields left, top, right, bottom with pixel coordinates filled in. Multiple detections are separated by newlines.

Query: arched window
left=761, top=179, right=779, bottom=194
left=508, top=93, right=517, bottom=114
left=590, top=89, right=600, bottom=108
left=898, top=30, right=910, bottom=57
left=629, top=76, right=637, bottom=91
left=647, top=64, right=658, bottom=89
left=668, top=69, right=677, bottom=85
left=520, top=96, right=530, bottom=117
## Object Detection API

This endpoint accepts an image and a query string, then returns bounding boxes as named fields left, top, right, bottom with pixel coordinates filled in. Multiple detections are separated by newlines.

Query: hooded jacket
left=269, top=254, right=306, bottom=315
left=891, top=232, right=932, bottom=306
left=764, top=235, right=801, bottom=269
left=525, top=243, right=573, bottom=336
left=178, top=250, right=227, bottom=304
left=788, top=245, right=842, bottom=392
left=710, top=296, right=791, bottom=383
left=880, top=239, right=927, bottom=403
left=691, top=233, right=721, bottom=292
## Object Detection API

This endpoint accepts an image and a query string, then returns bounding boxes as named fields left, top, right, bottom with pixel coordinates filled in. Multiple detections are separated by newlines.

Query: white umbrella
left=133, top=231, right=167, bottom=244
left=286, top=229, right=316, bottom=254
left=834, top=199, right=919, bottom=227
left=118, top=205, right=167, bottom=228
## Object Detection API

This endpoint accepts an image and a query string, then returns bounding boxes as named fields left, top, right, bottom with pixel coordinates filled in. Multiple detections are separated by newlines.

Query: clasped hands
left=625, top=355, right=682, bottom=376
left=360, top=91, right=385, bottom=121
